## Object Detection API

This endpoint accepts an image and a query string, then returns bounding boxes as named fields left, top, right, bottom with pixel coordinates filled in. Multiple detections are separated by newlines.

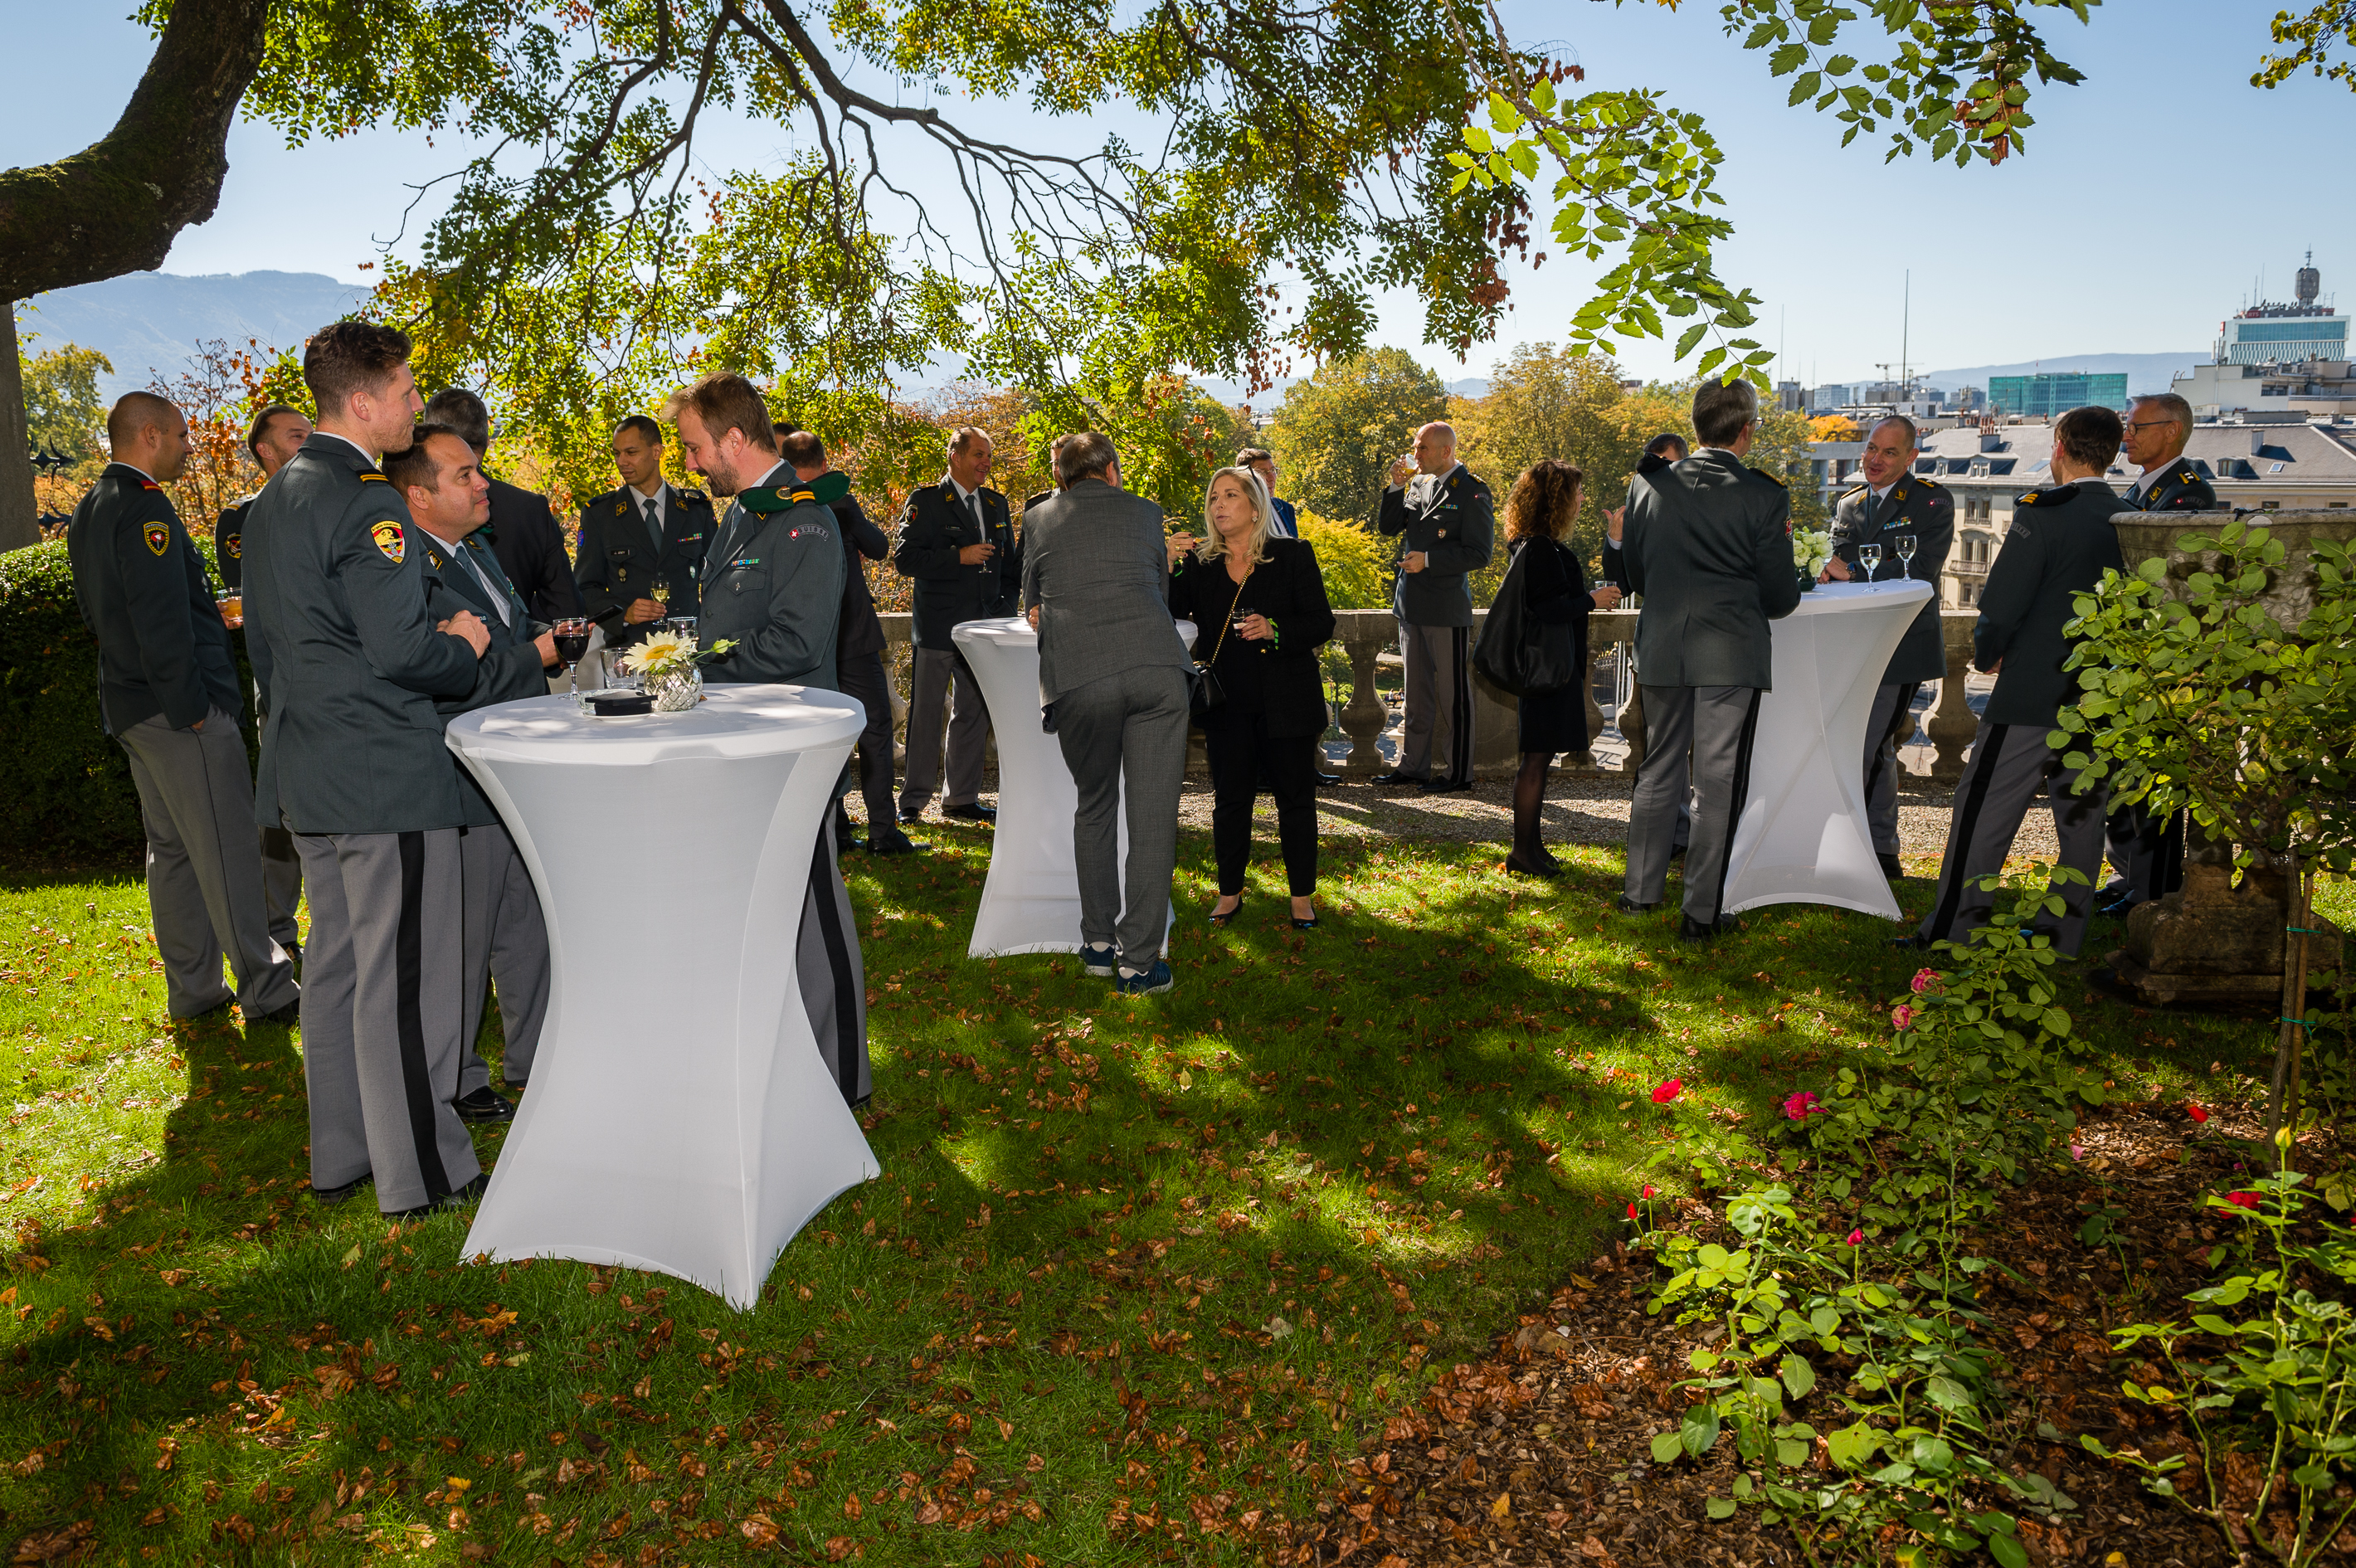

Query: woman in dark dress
left=1166, top=467, right=1337, bottom=928
left=1503, top=460, right=1622, bottom=879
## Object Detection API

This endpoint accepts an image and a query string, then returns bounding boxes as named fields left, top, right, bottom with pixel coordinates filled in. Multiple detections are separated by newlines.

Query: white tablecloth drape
left=1721, top=578, right=1935, bottom=919
left=445, top=686, right=878, bottom=1308
left=952, top=617, right=1195, bottom=959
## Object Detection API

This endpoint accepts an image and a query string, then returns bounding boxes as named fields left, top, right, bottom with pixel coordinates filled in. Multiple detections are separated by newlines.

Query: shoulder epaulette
left=139, top=480, right=162, bottom=492
left=1749, top=467, right=1785, bottom=488
left=359, top=473, right=389, bottom=484
left=2016, top=484, right=2079, bottom=509
left=739, top=471, right=851, bottom=514
left=1839, top=485, right=1867, bottom=502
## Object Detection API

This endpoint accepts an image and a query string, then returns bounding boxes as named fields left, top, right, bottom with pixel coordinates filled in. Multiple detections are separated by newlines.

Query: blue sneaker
left=1115, top=960, right=1173, bottom=996
left=1078, top=943, right=1117, bottom=977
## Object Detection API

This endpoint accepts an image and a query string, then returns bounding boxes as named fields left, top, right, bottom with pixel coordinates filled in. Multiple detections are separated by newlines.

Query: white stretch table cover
left=445, top=686, right=879, bottom=1308
left=952, top=617, right=1196, bottom=959
left=1721, top=579, right=1936, bottom=919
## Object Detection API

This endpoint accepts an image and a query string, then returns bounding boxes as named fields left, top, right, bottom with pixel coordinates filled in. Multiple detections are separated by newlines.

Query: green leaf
left=1827, top=1422, right=1881, bottom=1469
left=1768, top=42, right=1808, bottom=75
left=1779, top=1354, right=1816, bottom=1400
left=1682, top=1404, right=1721, bottom=1458
left=1988, top=1533, right=2029, bottom=1568
left=1651, top=1431, right=1684, bottom=1464
left=1706, top=1495, right=1737, bottom=1520
left=1673, top=321, right=1710, bottom=360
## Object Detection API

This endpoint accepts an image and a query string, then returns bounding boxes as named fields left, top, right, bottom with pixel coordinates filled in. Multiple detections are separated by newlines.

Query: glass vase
left=646, top=665, right=702, bottom=712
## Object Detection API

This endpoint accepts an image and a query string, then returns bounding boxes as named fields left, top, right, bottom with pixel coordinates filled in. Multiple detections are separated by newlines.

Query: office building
left=1988, top=373, right=2129, bottom=420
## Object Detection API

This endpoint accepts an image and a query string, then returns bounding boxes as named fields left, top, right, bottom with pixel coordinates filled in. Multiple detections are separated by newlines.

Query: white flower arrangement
left=1791, top=528, right=1834, bottom=579
left=619, top=631, right=734, bottom=679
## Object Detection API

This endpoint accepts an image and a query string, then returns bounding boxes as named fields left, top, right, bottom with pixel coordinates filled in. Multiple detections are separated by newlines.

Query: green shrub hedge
left=0, top=541, right=143, bottom=859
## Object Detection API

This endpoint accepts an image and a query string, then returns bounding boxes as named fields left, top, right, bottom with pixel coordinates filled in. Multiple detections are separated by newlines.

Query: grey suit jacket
left=1622, top=448, right=1802, bottom=690
left=243, top=435, right=482, bottom=834
left=1020, top=478, right=1191, bottom=709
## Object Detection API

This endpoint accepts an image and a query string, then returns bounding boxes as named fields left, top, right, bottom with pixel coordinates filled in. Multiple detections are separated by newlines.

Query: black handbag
left=1472, top=540, right=1577, bottom=697
left=1188, top=558, right=1255, bottom=718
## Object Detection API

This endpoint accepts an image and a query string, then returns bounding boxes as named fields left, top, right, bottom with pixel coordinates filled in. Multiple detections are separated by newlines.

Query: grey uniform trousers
left=800, top=832, right=871, bottom=1105
left=900, top=644, right=988, bottom=811
left=1054, top=665, right=1190, bottom=971
left=116, top=707, right=299, bottom=1019
left=1624, top=685, right=1763, bottom=926
left=455, top=821, right=551, bottom=1094
left=295, top=829, right=480, bottom=1214
left=260, top=828, right=303, bottom=952
left=1396, top=621, right=1472, bottom=784
left=836, top=650, right=899, bottom=831
left=1917, top=716, right=2108, bottom=957
left=1862, top=681, right=1921, bottom=859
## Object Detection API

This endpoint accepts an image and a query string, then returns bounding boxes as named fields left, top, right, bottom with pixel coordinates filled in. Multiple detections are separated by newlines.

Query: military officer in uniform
left=1374, top=421, right=1495, bottom=792
left=573, top=414, right=715, bottom=646
left=1819, top=415, right=1954, bottom=879
left=893, top=426, right=1019, bottom=825
left=392, top=422, right=560, bottom=1122
left=1908, top=407, right=2129, bottom=958
left=671, top=373, right=869, bottom=1107
left=1619, top=380, right=1801, bottom=941
left=245, top=321, right=492, bottom=1218
left=67, top=392, right=300, bottom=1024
left=2101, top=392, right=2215, bottom=916
left=215, top=402, right=314, bottom=957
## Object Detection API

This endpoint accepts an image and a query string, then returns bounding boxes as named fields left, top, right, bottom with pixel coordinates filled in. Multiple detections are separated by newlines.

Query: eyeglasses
left=2121, top=420, right=2178, bottom=434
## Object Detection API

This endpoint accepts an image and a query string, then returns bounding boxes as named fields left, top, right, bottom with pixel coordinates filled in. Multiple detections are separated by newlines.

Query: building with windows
left=2176, top=258, right=2356, bottom=416
left=1987, top=372, right=2129, bottom=420
left=2217, top=253, right=2345, bottom=364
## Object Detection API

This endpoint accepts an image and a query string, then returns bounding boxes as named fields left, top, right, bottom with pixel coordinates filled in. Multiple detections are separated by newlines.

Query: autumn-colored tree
left=1812, top=414, right=1862, bottom=441
left=146, top=338, right=272, bottom=543
left=1267, top=352, right=1448, bottom=527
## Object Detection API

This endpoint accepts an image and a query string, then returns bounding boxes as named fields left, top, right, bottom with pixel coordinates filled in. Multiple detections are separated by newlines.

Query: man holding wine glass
left=573, top=415, right=717, bottom=649
left=1819, top=415, right=1954, bottom=880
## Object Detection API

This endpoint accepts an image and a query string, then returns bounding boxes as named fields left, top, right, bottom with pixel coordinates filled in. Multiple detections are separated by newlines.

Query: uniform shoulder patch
left=223, top=533, right=241, bottom=558
left=370, top=521, right=406, bottom=563
left=2017, top=483, right=2079, bottom=509
left=143, top=523, right=170, bottom=556
left=1840, top=485, right=1867, bottom=501
left=139, top=480, right=163, bottom=492
left=615, top=499, right=627, bottom=514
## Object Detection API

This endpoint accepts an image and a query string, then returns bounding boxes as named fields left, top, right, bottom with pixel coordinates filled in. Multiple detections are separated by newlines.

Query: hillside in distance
left=21, top=271, right=368, bottom=399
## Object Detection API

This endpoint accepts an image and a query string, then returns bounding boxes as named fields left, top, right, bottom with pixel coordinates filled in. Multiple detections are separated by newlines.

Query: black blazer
left=1516, top=534, right=1602, bottom=677
left=1170, top=536, right=1336, bottom=738
left=572, top=482, right=716, bottom=641
left=486, top=478, right=585, bottom=623
left=832, top=487, right=890, bottom=660
left=1975, top=480, right=2128, bottom=728
left=892, top=479, right=1020, bottom=649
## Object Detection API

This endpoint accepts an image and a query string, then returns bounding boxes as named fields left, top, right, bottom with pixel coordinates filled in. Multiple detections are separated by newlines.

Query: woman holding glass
left=1166, top=467, right=1336, bottom=928
left=1502, top=460, right=1620, bottom=879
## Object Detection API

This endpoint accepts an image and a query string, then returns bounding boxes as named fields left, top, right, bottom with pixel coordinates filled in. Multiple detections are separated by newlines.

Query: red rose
left=1652, top=1079, right=1682, bottom=1104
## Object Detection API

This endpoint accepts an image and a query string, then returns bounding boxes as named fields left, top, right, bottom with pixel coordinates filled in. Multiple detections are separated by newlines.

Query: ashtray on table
left=586, top=691, right=655, bottom=718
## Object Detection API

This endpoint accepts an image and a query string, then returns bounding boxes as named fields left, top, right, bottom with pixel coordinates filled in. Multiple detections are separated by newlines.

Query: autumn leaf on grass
left=739, top=1512, right=781, bottom=1546
left=825, top=1536, right=856, bottom=1562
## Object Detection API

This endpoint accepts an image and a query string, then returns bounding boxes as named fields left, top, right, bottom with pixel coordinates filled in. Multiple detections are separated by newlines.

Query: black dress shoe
left=312, top=1173, right=372, bottom=1205
left=1314, top=772, right=1342, bottom=786
left=1877, top=852, right=1904, bottom=879
left=2096, top=894, right=2140, bottom=919
left=897, top=806, right=925, bottom=824
left=249, top=1001, right=300, bottom=1028
left=1891, top=933, right=1932, bottom=951
left=1420, top=777, right=1471, bottom=795
left=1615, top=894, right=1660, bottom=916
left=387, top=1171, right=489, bottom=1220
left=867, top=833, right=931, bottom=856
left=1504, top=851, right=1558, bottom=879
left=942, top=802, right=997, bottom=823
left=1678, top=913, right=1722, bottom=942
left=1370, top=771, right=1425, bottom=787
left=454, top=1085, right=516, bottom=1122
left=1291, top=911, right=1320, bottom=931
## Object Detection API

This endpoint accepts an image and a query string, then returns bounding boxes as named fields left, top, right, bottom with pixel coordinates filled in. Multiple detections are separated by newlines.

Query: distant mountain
left=20, top=270, right=368, bottom=399
left=1915, top=352, right=2208, bottom=397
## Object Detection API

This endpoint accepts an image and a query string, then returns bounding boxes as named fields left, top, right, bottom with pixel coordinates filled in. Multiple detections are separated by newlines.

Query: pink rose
left=1891, top=1003, right=1915, bottom=1030
left=1640, top=1184, right=1657, bottom=1199
left=1626, top=1201, right=1638, bottom=1220
left=1783, top=1090, right=1825, bottom=1121
left=1910, top=967, right=1940, bottom=994
left=2225, top=1191, right=2261, bottom=1211
left=1844, top=1228, right=1863, bottom=1247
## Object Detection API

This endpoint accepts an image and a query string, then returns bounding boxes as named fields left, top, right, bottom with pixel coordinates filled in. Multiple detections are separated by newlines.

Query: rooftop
left=1818, top=419, right=2356, bottom=493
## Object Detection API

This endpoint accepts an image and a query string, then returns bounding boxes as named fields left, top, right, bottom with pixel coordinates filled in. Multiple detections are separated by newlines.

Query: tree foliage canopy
left=1265, top=350, right=1448, bottom=526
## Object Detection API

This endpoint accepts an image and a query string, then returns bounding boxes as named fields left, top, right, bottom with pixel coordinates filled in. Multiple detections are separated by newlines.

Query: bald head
left=1413, top=421, right=1458, bottom=475
left=106, top=392, right=192, bottom=483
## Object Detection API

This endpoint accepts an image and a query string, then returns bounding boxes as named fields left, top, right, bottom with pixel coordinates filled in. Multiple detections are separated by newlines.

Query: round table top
left=445, top=684, right=864, bottom=766
left=1788, top=578, right=1934, bottom=617
left=952, top=616, right=1199, bottom=650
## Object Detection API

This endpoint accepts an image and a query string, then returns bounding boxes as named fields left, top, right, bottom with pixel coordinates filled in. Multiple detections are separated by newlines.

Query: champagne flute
left=1894, top=533, right=1917, bottom=581
left=1858, top=542, right=1883, bottom=583
left=552, top=616, right=592, bottom=705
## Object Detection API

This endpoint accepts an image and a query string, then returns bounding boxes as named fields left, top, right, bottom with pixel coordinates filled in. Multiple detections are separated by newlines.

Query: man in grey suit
left=244, top=321, right=494, bottom=1218
left=1619, top=377, right=1803, bottom=941
left=1374, top=421, right=1494, bottom=792
left=1020, top=432, right=1193, bottom=996
left=395, top=423, right=559, bottom=1119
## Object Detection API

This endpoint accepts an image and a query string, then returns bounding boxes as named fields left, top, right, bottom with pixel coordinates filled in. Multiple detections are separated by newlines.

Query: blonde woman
left=1165, top=468, right=1336, bottom=928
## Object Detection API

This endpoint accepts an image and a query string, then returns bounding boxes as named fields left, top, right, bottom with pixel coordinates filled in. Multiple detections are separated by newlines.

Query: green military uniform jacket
left=1829, top=475, right=1954, bottom=685
left=1974, top=480, right=2129, bottom=728
left=892, top=478, right=1020, bottom=650
left=2127, top=457, right=2216, bottom=513
left=419, top=527, right=552, bottom=828
left=66, top=464, right=242, bottom=734
left=243, top=434, right=483, bottom=834
left=1375, top=464, right=1495, bottom=627
left=698, top=461, right=846, bottom=691
left=573, top=481, right=715, bottom=643
left=1621, top=449, right=1802, bottom=689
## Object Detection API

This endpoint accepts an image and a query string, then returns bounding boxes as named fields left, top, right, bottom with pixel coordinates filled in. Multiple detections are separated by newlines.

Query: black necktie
left=644, top=496, right=662, bottom=552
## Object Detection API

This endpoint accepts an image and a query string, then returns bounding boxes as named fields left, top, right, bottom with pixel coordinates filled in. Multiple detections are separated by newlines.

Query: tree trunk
left=0, top=0, right=271, bottom=302
left=0, top=308, right=31, bottom=552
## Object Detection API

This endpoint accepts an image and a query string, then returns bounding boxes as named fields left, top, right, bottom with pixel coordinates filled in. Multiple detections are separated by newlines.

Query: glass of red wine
left=552, top=617, right=592, bottom=706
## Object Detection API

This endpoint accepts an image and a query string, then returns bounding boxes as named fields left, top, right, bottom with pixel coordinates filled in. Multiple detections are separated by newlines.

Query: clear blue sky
left=7, top=2, right=2348, bottom=387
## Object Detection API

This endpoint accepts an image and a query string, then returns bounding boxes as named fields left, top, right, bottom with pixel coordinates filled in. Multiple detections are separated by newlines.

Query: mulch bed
left=1263, top=1102, right=2344, bottom=1568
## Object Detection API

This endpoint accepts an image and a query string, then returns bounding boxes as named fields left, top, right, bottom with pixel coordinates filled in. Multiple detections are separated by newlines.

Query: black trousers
left=835, top=649, right=898, bottom=830
left=1205, top=715, right=1319, bottom=897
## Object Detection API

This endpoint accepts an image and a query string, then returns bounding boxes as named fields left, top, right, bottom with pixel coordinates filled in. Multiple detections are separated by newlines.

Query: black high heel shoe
left=1504, top=850, right=1559, bottom=879
left=1290, top=901, right=1319, bottom=931
left=1209, top=892, right=1245, bottom=927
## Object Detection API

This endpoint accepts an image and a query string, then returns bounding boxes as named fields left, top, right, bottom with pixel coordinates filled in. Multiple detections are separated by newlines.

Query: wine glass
left=651, top=579, right=671, bottom=615
left=1894, top=533, right=1917, bottom=581
left=1857, top=542, right=1883, bottom=583
left=552, top=617, right=592, bottom=705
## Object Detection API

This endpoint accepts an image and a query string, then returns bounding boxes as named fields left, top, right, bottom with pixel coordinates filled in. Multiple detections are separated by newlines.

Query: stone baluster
left=1339, top=620, right=1390, bottom=774
left=1927, top=611, right=1979, bottom=786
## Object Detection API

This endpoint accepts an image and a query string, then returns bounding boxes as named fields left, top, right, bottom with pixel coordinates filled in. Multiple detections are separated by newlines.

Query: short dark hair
left=614, top=415, right=662, bottom=446
left=382, top=422, right=467, bottom=495
left=1054, top=431, right=1117, bottom=485
left=2055, top=406, right=2125, bottom=473
left=106, top=391, right=177, bottom=450
left=246, top=403, right=305, bottom=461
left=1234, top=446, right=1273, bottom=468
left=1691, top=378, right=1759, bottom=449
left=1644, top=432, right=1689, bottom=460
left=670, top=373, right=777, bottom=454
left=303, top=321, right=412, bottom=421
left=421, top=388, right=492, bottom=452
left=778, top=429, right=826, bottom=469
left=1868, top=414, right=1919, bottom=452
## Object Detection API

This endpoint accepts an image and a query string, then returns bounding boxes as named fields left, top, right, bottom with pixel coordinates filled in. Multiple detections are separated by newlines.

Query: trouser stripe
left=392, top=830, right=452, bottom=1198
left=1447, top=625, right=1472, bottom=783
left=807, top=830, right=861, bottom=1105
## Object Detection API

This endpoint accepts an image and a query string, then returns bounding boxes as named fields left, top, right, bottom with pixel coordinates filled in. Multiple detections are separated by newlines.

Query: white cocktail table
left=445, top=685, right=878, bottom=1308
left=951, top=617, right=1195, bottom=958
left=1721, top=578, right=1935, bottom=919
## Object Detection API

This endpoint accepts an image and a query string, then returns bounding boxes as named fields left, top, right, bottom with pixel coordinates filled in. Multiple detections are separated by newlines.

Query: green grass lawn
left=0, top=830, right=2280, bottom=1565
